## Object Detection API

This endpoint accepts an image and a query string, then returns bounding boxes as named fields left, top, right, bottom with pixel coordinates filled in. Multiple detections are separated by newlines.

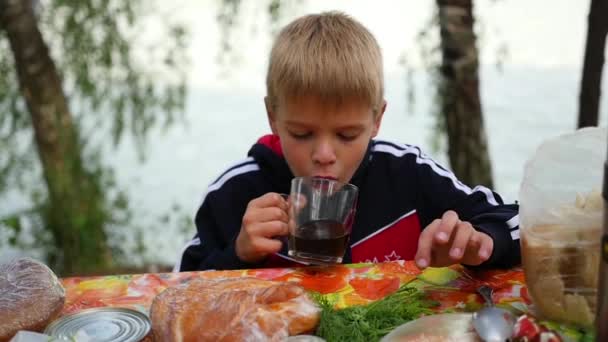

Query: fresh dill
left=313, top=286, right=437, bottom=342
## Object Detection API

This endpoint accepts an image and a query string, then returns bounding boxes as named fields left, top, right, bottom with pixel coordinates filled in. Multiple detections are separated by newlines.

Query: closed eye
left=338, top=133, right=359, bottom=141
left=289, top=131, right=312, bottom=140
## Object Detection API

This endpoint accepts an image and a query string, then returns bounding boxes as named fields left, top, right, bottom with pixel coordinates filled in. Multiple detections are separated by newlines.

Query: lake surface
left=1, top=65, right=607, bottom=267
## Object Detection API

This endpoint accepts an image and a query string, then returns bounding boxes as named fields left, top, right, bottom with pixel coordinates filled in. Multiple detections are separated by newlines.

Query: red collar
left=257, top=134, right=283, bottom=157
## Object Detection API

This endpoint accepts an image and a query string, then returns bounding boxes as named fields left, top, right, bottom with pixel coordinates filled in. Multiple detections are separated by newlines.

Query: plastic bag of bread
left=519, top=127, right=606, bottom=327
left=0, top=258, right=65, bottom=341
left=150, top=277, right=321, bottom=341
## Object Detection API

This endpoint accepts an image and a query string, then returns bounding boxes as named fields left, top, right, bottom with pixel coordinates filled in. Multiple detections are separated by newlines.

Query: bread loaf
left=150, top=277, right=320, bottom=341
left=0, top=258, right=65, bottom=341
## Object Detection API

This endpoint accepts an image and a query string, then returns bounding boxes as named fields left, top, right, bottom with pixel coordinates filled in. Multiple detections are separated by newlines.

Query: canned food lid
left=45, top=307, right=150, bottom=342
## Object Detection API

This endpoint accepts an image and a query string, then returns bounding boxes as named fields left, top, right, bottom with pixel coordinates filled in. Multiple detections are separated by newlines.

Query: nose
left=312, top=138, right=336, bottom=166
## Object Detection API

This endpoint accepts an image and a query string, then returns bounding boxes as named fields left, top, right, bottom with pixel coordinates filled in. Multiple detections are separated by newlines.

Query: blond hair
left=266, top=11, right=384, bottom=113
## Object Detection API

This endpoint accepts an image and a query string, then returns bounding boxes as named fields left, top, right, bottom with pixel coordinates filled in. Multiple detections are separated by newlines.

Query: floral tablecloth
left=59, top=261, right=592, bottom=340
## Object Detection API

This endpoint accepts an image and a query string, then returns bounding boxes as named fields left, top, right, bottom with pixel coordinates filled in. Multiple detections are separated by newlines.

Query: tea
left=288, top=219, right=350, bottom=263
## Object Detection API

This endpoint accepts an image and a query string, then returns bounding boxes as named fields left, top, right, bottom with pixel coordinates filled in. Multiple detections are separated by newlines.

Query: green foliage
left=1, top=213, right=21, bottom=246
left=0, top=32, right=36, bottom=195
left=314, top=286, right=437, bottom=342
left=216, top=0, right=301, bottom=72
left=103, top=200, right=192, bottom=268
left=217, top=0, right=241, bottom=67
left=0, top=0, right=190, bottom=273
left=413, top=5, right=446, bottom=155
left=41, top=0, right=189, bottom=151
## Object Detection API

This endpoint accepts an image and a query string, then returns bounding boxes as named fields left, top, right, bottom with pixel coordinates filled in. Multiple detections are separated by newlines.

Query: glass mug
left=286, top=176, right=358, bottom=264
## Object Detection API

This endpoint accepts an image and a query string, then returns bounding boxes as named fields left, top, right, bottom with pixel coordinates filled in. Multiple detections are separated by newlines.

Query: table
left=59, top=261, right=591, bottom=340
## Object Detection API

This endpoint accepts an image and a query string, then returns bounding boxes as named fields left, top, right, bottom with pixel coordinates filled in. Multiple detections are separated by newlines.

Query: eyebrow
left=285, top=121, right=365, bottom=130
left=337, top=124, right=365, bottom=131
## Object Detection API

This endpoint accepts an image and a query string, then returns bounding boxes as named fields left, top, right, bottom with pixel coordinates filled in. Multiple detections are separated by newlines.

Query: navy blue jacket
left=175, top=136, right=521, bottom=271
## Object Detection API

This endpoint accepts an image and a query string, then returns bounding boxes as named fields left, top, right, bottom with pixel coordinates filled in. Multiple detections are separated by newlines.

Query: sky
left=154, top=0, right=595, bottom=90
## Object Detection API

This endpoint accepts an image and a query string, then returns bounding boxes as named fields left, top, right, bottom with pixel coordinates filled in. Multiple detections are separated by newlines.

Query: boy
left=175, top=11, right=520, bottom=272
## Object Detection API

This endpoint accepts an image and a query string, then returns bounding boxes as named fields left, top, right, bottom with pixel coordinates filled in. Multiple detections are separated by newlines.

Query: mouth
left=314, top=175, right=338, bottom=181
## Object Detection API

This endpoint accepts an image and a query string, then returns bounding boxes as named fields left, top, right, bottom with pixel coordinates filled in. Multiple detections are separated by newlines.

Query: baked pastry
left=0, top=258, right=65, bottom=341
left=150, top=277, right=320, bottom=341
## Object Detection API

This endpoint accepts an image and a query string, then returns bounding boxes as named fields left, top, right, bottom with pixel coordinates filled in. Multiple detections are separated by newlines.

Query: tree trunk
left=578, top=0, right=608, bottom=128
left=0, top=0, right=112, bottom=275
left=436, top=0, right=493, bottom=188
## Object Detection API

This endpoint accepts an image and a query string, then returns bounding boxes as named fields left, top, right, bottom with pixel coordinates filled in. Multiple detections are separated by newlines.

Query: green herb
left=313, top=286, right=437, bottom=342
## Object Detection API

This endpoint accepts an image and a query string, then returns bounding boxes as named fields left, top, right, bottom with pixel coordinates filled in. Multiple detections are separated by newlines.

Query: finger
left=249, top=193, right=288, bottom=210
left=251, top=237, right=283, bottom=255
left=249, top=206, right=289, bottom=224
left=477, top=232, right=493, bottom=261
left=415, top=219, right=441, bottom=269
left=290, top=193, right=308, bottom=211
left=434, top=210, right=460, bottom=244
left=448, top=221, right=474, bottom=260
left=279, top=193, right=291, bottom=211
left=459, top=232, right=483, bottom=266
left=466, top=232, right=482, bottom=251
left=249, top=221, right=289, bottom=238
left=276, top=193, right=289, bottom=211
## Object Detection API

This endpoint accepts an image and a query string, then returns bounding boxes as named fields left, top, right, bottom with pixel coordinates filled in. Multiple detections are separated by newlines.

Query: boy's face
left=266, top=95, right=385, bottom=184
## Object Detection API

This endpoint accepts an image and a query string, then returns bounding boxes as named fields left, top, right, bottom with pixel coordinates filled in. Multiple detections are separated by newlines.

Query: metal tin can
left=45, top=307, right=151, bottom=342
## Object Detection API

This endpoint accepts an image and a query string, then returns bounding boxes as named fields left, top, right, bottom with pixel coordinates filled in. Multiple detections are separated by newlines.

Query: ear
left=371, top=100, right=387, bottom=138
left=265, top=96, right=279, bottom=135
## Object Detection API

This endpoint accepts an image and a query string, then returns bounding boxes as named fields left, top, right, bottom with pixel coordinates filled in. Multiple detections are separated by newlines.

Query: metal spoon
left=472, top=285, right=516, bottom=342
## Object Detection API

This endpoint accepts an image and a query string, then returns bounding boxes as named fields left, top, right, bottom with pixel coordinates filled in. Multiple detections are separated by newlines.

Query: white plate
left=380, top=313, right=481, bottom=342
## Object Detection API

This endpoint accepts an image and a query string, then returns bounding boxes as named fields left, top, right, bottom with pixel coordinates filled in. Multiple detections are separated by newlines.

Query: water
left=1, top=65, right=607, bottom=267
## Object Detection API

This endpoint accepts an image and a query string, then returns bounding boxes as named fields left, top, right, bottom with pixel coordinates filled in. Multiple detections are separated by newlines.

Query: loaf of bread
left=150, top=277, right=320, bottom=341
left=0, top=258, right=65, bottom=341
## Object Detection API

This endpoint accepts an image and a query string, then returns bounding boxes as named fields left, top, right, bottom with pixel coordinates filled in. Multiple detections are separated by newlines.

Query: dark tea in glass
left=287, top=177, right=358, bottom=264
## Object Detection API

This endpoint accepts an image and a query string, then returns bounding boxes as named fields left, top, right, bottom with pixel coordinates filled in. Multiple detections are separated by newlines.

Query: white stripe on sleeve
left=173, top=237, right=201, bottom=272
left=200, top=162, right=260, bottom=205
left=372, top=141, right=499, bottom=206
left=176, top=159, right=260, bottom=272
left=506, top=215, right=519, bottom=229
left=177, top=160, right=260, bottom=272
left=210, top=157, right=255, bottom=185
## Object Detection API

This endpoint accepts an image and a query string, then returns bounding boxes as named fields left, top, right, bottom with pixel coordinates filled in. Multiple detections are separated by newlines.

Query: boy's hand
left=236, top=193, right=289, bottom=263
left=415, top=210, right=493, bottom=269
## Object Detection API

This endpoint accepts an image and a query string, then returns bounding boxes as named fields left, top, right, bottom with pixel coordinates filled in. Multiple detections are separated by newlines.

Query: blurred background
left=1, top=0, right=606, bottom=275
